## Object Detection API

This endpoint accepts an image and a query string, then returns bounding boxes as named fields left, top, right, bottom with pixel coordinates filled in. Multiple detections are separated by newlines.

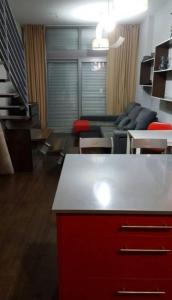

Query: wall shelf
left=142, top=57, right=155, bottom=63
left=140, top=56, right=154, bottom=86
left=154, top=68, right=172, bottom=73
left=152, top=96, right=172, bottom=102
left=140, top=37, right=172, bottom=102
left=152, top=37, right=172, bottom=100
left=156, top=37, right=172, bottom=48
left=141, top=84, right=153, bottom=87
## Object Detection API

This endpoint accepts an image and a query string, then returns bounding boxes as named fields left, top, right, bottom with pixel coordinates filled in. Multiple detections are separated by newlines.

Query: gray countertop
left=52, top=154, right=172, bottom=214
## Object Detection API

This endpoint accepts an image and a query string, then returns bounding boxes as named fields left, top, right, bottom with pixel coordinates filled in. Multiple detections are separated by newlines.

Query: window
left=80, top=28, right=96, bottom=50
left=46, top=28, right=78, bottom=51
left=46, top=27, right=107, bottom=133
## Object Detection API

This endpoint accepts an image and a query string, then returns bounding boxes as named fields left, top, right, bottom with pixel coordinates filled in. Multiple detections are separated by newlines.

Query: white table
left=127, top=130, right=172, bottom=154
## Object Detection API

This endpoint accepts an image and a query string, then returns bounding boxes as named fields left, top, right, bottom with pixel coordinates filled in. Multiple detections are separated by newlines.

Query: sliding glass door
left=46, top=27, right=107, bottom=133
left=47, top=59, right=107, bottom=133
left=47, top=61, right=78, bottom=133
left=81, top=60, right=107, bottom=116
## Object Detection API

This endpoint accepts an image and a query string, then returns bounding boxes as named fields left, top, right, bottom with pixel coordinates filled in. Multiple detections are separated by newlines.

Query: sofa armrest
left=80, top=115, right=118, bottom=122
left=113, top=130, right=127, bottom=154
left=113, top=130, right=127, bottom=138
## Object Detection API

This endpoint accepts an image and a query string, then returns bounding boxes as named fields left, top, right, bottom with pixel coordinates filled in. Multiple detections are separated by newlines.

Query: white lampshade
left=92, top=38, right=109, bottom=50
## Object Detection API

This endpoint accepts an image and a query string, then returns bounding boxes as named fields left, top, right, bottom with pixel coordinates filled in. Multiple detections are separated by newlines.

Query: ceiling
left=8, top=0, right=165, bottom=25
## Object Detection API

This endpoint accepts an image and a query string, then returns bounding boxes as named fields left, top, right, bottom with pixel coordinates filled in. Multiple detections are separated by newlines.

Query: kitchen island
left=53, top=154, right=172, bottom=299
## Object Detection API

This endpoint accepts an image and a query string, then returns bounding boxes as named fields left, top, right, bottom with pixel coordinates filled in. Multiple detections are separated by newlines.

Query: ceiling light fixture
left=92, top=0, right=148, bottom=50
left=92, top=0, right=116, bottom=51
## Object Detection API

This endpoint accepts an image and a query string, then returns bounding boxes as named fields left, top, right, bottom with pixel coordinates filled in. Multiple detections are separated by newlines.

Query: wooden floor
left=0, top=134, right=78, bottom=300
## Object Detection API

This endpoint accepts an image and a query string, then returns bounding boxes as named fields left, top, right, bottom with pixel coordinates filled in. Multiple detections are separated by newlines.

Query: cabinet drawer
left=110, top=215, right=172, bottom=236
left=57, top=216, right=172, bottom=279
left=111, top=236, right=172, bottom=279
left=57, top=215, right=172, bottom=238
left=58, top=233, right=172, bottom=279
left=59, top=279, right=172, bottom=300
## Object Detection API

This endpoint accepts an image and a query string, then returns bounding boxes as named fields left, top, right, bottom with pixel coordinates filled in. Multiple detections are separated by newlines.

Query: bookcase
left=140, top=38, right=172, bottom=102
left=140, top=57, right=154, bottom=87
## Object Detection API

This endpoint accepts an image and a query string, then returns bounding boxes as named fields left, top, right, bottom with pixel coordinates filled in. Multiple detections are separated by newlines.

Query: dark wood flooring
left=0, top=134, right=78, bottom=300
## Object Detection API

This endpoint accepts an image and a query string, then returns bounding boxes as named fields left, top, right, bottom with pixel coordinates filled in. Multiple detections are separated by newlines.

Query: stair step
left=0, top=105, right=25, bottom=110
left=0, top=115, right=29, bottom=120
left=0, top=93, right=18, bottom=98
left=0, top=79, right=9, bottom=82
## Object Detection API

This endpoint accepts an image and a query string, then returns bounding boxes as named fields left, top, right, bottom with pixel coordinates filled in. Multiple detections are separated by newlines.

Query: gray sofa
left=112, top=107, right=158, bottom=153
left=79, top=102, right=157, bottom=153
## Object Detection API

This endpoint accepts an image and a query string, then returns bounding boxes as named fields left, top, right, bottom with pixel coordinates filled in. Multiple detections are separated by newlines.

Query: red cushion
left=73, top=120, right=90, bottom=133
left=147, top=122, right=172, bottom=153
left=148, top=122, right=172, bottom=130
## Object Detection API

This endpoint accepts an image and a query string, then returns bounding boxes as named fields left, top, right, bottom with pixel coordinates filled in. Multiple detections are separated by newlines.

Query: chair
left=79, top=137, right=114, bottom=154
left=131, top=138, right=167, bottom=154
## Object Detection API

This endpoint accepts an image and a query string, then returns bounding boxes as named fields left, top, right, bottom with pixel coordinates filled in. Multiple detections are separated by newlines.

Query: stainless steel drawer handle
left=117, top=290, right=166, bottom=295
left=121, top=225, right=172, bottom=230
left=119, top=248, right=171, bottom=254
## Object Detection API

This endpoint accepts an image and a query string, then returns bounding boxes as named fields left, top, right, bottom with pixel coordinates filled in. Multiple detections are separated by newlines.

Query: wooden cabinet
left=56, top=214, right=172, bottom=300
left=140, top=57, right=154, bottom=87
left=140, top=38, right=172, bottom=101
left=152, top=39, right=172, bottom=101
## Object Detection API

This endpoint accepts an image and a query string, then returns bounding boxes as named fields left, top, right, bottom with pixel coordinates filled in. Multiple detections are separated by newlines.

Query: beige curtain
left=23, top=25, right=47, bottom=129
left=107, top=24, right=139, bottom=115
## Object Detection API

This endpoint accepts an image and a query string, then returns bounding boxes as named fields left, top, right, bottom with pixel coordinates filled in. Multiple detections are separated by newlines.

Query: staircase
left=0, top=0, right=29, bottom=122
left=0, top=85, right=29, bottom=121
left=0, top=49, right=29, bottom=120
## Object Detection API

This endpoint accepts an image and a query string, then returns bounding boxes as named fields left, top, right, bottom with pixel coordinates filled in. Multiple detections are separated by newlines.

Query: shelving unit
left=154, top=69, right=172, bottom=73
left=140, top=84, right=152, bottom=87
left=152, top=38, right=172, bottom=100
left=140, top=57, right=154, bottom=86
left=140, top=38, right=172, bottom=102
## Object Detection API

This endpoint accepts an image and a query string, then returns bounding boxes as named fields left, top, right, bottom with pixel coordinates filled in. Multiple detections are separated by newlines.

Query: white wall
left=135, top=0, right=172, bottom=122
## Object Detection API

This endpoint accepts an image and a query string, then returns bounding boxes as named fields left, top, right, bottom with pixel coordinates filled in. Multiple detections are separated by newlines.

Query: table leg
left=126, top=132, right=131, bottom=154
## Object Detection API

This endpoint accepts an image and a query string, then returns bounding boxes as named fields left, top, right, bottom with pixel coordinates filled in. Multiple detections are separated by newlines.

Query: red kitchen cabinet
left=59, top=278, right=172, bottom=300
left=56, top=214, right=172, bottom=299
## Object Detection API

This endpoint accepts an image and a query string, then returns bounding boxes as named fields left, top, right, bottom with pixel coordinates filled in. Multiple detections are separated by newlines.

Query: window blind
left=47, top=62, right=78, bottom=133
left=81, top=62, right=107, bottom=115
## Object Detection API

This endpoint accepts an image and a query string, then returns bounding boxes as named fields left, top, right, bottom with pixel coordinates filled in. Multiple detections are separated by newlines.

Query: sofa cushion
left=123, top=120, right=137, bottom=130
left=135, top=108, right=157, bottom=130
left=128, top=105, right=142, bottom=120
left=114, top=113, right=126, bottom=125
left=124, top=102, right=141, bottom=114
left=117, top=116, right=130, bottom=129
left=114, top=102, right=141, bottom=125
